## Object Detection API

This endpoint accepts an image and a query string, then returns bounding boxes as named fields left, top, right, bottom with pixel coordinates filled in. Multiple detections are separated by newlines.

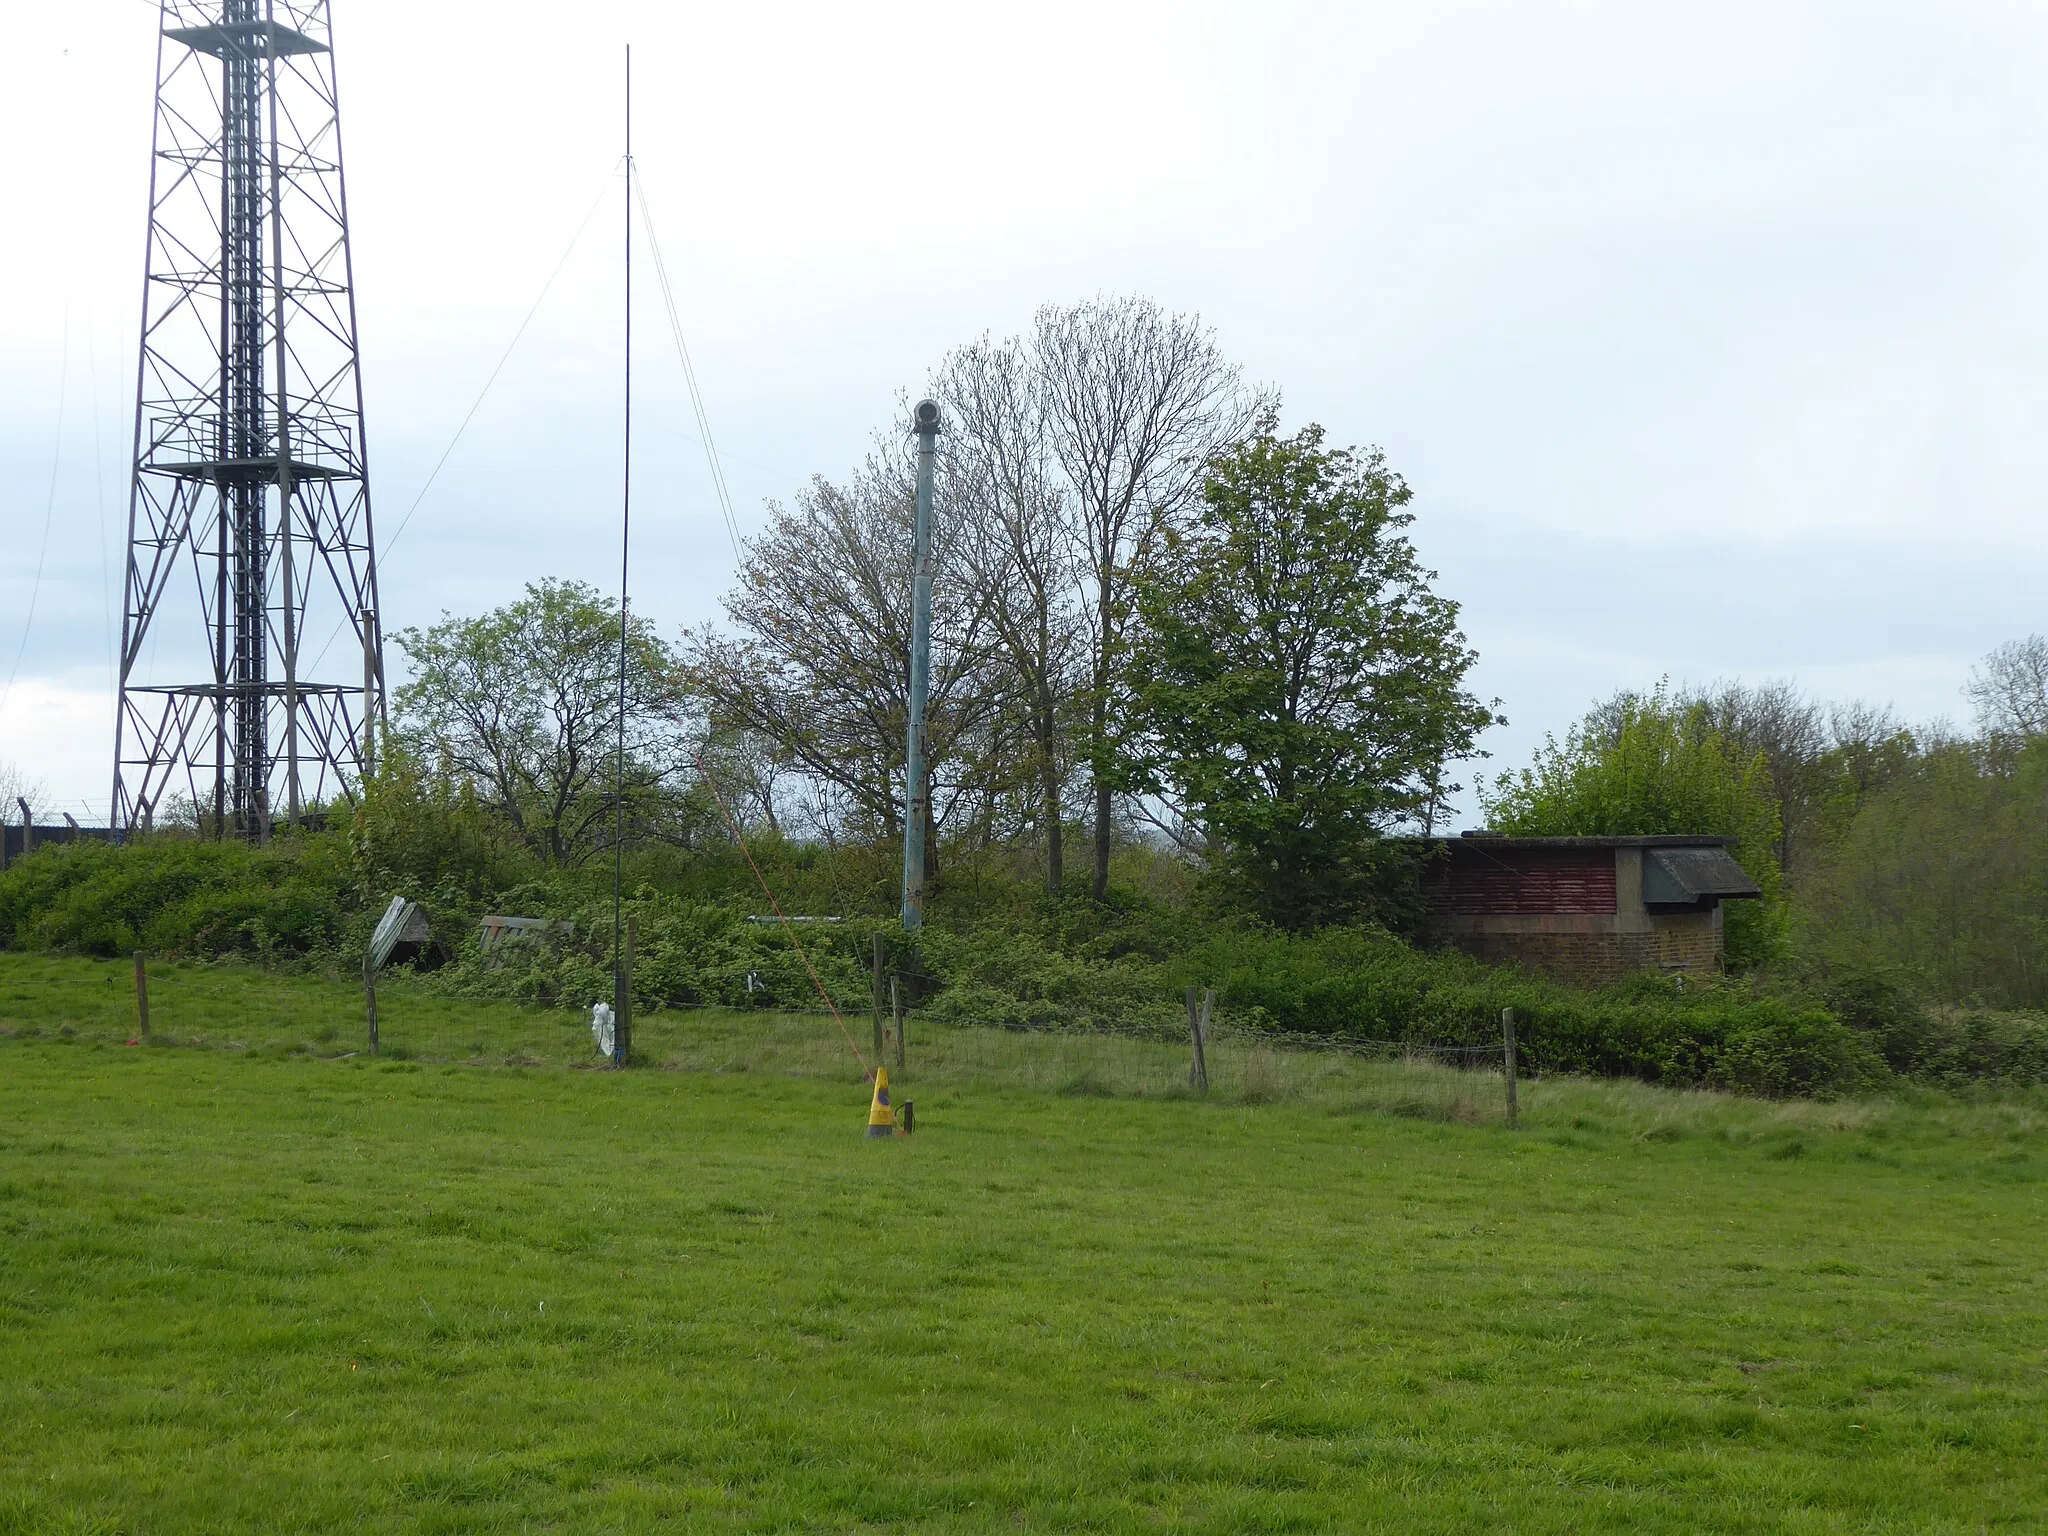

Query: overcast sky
left=4, top=0, right=2045, bottom=821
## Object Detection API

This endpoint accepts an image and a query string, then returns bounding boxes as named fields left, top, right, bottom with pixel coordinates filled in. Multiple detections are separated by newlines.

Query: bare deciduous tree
left=686, top=451, right=1007, bottom=877
left=1685, top=679, right=1829, bottom=869
left=1966, top=635, right=2048, bottom=741
left=1827, top=700, right=1915, bottom=791
left=1032, top=295, right=1268, bottom=898
left=934, top=336, right=1085, bottom=896
left=0, top=760, right=43, bottom=827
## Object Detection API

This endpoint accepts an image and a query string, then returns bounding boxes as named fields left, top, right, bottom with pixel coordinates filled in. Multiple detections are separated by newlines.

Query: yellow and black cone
left=866, top=1067, right=896, bottom=1138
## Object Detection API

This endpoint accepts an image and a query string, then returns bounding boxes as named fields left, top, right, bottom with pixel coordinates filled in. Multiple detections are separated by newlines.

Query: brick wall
left=1444, top=917, right=1720, bottom=986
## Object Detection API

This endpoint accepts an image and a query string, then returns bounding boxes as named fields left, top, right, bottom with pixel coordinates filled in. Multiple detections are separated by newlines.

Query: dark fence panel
left=2, top=824, right=118, bottom=864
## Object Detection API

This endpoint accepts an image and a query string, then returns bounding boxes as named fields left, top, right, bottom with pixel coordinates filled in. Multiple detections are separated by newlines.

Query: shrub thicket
left=5, top=830, right=2043, bottom=1100
left=0, top=837, right=358, bottom=960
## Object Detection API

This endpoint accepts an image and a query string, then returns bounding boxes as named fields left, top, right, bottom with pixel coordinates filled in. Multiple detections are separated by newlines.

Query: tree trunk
left=1043, top=788, right=1064, bottom=898
left=1092, top=781, right=1112, bottom=901
left=1090, top=636, right=1113, bottom=900
left=1037, top=684, right=1063, bottom=898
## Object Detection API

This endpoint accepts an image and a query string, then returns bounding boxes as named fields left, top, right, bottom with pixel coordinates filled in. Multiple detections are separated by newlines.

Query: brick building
left=1418, top=833, right=1762, bottom=984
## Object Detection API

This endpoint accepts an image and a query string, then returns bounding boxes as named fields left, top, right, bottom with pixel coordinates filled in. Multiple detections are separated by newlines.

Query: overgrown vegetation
left=7, top=829, right=2046, bottom=1100
left=1799, top=737, right=2048, bottom=1007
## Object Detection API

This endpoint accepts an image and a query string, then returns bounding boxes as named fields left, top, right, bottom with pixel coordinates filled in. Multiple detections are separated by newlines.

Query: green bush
left=1156, top=922, right=1884, bottom=1097
left=0, top=836, right=360, bottom=960
left=418, top=889, right=877, bottom=1017
left=1908, top=1008, right=2048, bottom=1088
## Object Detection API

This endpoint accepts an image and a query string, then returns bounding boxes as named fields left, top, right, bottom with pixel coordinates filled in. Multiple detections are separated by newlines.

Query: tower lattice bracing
left=114, top=0, right=383, bottom=836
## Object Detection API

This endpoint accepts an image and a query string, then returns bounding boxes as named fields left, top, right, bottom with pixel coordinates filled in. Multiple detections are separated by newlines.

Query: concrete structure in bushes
left=1419, top=833, right=1762, bottom=984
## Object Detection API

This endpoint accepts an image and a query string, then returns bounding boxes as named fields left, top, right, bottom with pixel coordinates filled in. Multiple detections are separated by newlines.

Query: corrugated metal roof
left=1429, top=848, right=1618, bottom=915
left=1642, top=846, right=1762, bottom=904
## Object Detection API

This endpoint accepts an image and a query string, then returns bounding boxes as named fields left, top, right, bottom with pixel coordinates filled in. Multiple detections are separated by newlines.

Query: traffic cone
left=866, top=1067, right=896, bottom=1138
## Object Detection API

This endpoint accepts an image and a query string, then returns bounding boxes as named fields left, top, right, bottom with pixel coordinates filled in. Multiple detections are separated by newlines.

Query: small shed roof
left=1642, top=845, right=1761, bottom=904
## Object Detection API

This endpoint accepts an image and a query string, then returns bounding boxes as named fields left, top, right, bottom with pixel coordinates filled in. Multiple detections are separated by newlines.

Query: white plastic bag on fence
left=590, top=1000, right=616, bottom=1058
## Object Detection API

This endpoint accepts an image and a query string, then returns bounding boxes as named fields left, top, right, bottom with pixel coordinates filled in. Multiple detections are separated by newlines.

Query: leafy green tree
left=1480, top=685, right=1786, bottom=967
left=349, top=737, right=529, bottom=901
left=1127, top=423, right=1495, bottom=929
left=1801, top=738, right=2048, bottom=1007
left=393, top=580, right=699, bottom=866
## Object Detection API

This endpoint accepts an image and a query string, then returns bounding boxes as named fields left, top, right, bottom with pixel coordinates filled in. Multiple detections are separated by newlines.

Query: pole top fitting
left=913, top=399, right=942, bottom=436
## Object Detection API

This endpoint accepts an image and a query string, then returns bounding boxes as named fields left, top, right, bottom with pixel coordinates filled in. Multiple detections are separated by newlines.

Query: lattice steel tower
left=114, top=0, right=384, bottom=836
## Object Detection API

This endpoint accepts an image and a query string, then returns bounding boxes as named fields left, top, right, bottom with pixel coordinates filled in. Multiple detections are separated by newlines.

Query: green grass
left=2, top=954, right=2046, bottom=1532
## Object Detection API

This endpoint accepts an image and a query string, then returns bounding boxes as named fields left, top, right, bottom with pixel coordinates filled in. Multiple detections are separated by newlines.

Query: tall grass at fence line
left=656, top=1006, right=1519, bottom=1125
left=9, top=951, right=2045, bottom=1160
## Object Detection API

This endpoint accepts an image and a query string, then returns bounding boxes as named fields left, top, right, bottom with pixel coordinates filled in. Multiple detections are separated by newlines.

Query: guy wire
left=300, top=169, right=616, bottom=680
left=633, top=175, right=746, bottom=565
left=2, top=307, right=71, bottom=717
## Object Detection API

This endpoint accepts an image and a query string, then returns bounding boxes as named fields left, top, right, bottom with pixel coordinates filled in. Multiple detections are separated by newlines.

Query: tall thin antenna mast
left=611, top=43, right=633, bottom=1067
left=902, top=400, right=941, bottom=931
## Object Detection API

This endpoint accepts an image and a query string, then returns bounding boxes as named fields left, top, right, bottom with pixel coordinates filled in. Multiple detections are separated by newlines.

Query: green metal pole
left=901, top=400, right=940, bottom=932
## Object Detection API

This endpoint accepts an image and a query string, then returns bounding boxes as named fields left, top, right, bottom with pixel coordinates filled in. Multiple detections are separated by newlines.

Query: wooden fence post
left=889, top=976, right=905, bottom=1075
left=872, top=933, right=886, bottom=1064
left=1502, top=1007, right=1518, bottom=1126
left=1186, top=986, right=1211, bottom=1093
left=133, top=951, right=150, bottom=1040
left=363, top=955, right=380, bottom=1057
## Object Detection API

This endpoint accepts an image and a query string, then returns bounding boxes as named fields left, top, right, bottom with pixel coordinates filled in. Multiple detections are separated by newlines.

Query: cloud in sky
left=3, top=0, right=2045, bottom=817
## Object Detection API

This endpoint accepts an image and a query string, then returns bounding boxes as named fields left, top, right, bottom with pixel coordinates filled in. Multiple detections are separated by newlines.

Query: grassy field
left=2, top=954, right=2046, bottom=1532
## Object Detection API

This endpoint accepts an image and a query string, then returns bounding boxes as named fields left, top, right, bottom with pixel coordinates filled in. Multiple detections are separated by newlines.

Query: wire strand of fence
left=569, top=993, right=1513, bottom=1068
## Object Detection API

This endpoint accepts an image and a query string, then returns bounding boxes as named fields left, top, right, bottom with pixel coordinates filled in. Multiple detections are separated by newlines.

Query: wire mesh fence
left=654, top=1005, right=1520, bottom=1125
